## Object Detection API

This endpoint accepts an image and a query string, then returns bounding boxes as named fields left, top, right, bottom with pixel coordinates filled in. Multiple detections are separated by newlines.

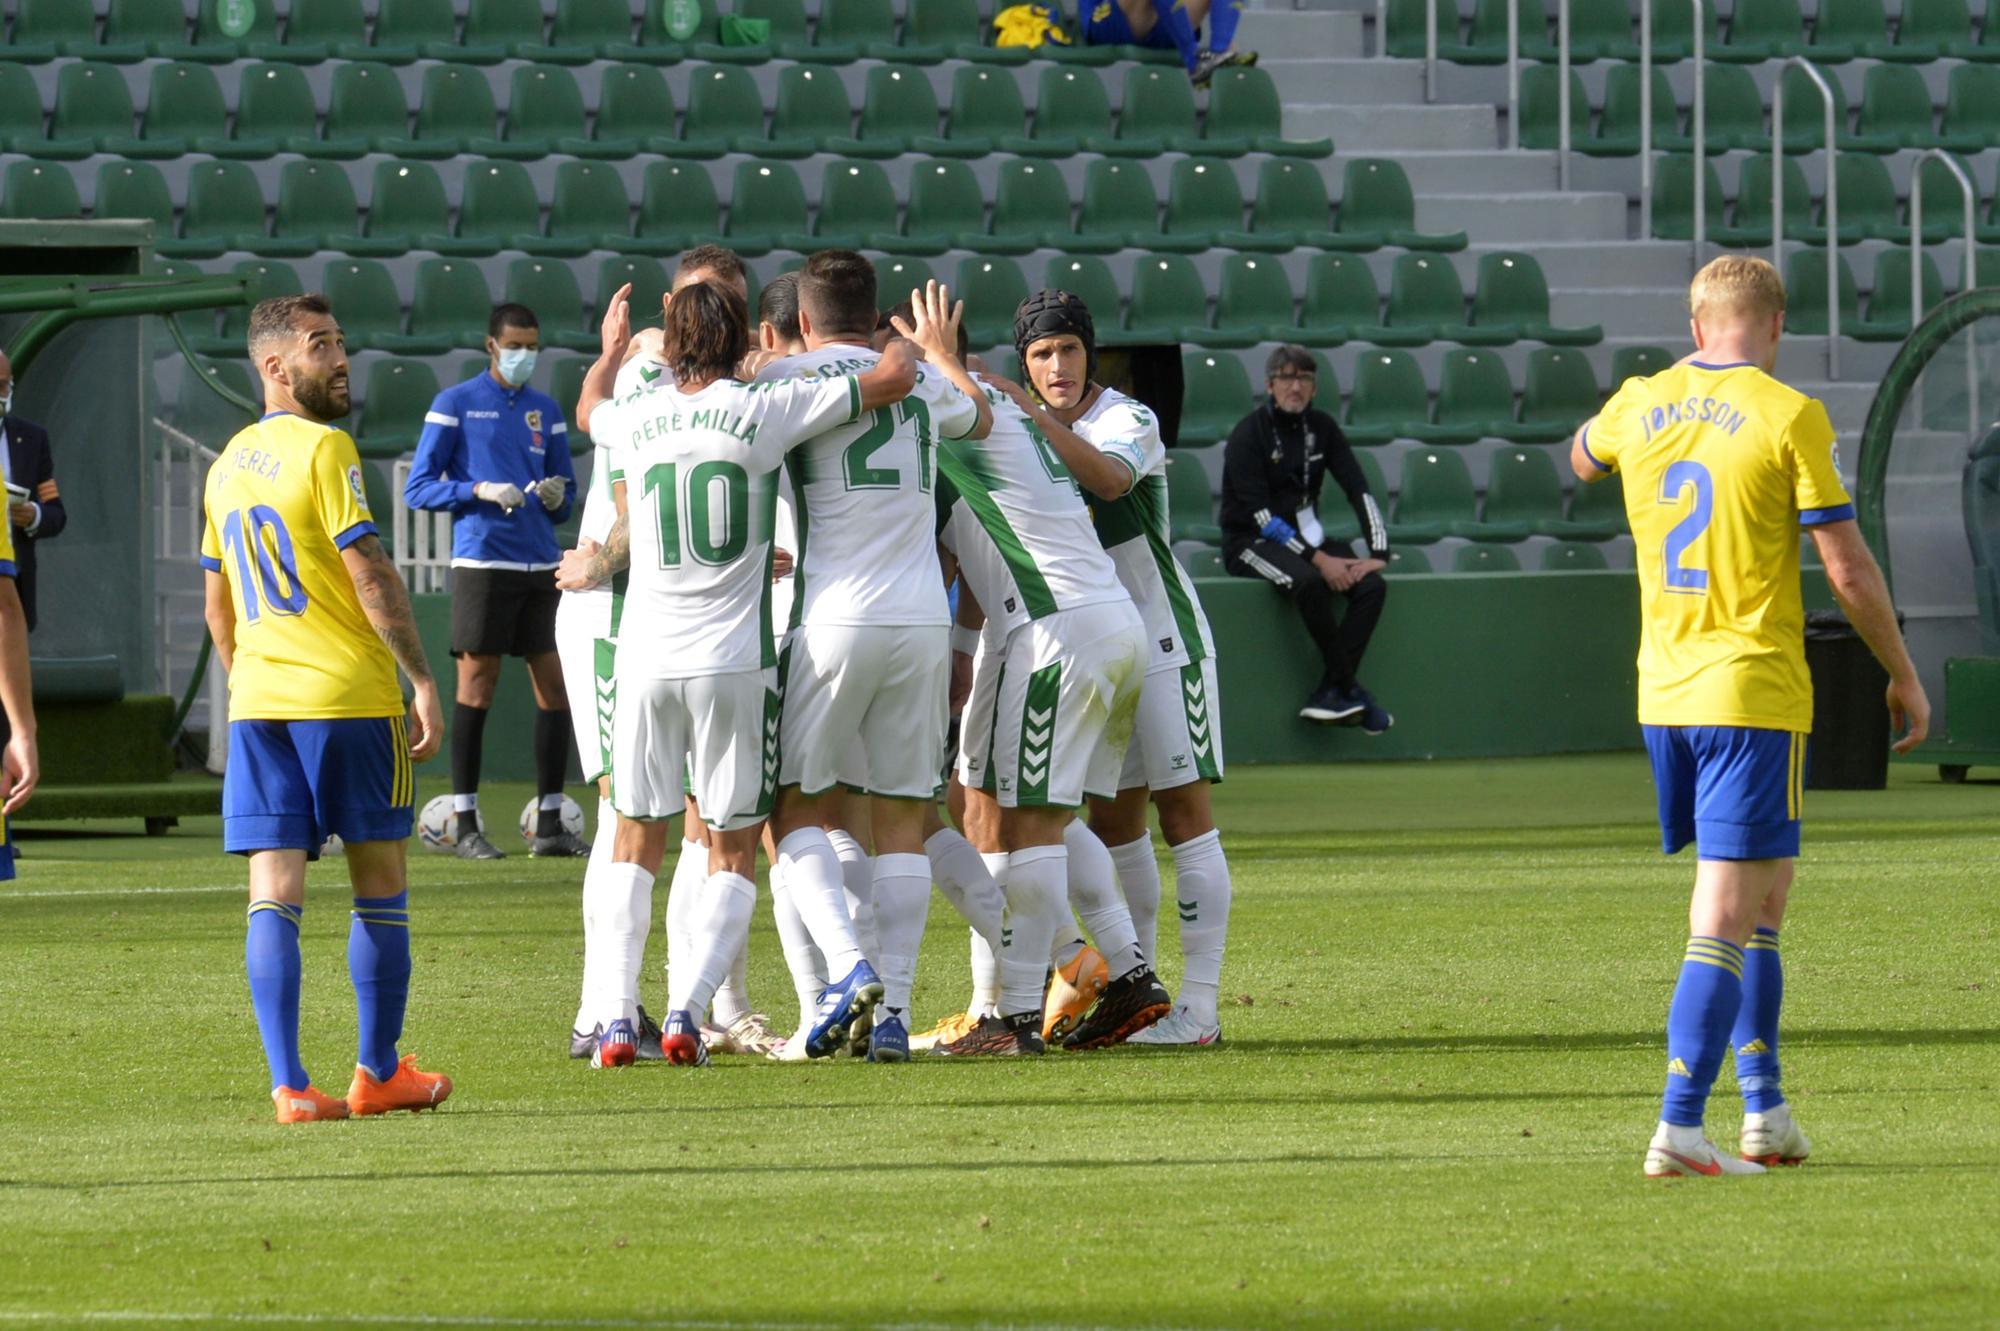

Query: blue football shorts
left=224, top=716, right=415, bottom=857
left=1643, top=724, right=1807, bottom=861
left=1082, top=1, right=1179, bottom=48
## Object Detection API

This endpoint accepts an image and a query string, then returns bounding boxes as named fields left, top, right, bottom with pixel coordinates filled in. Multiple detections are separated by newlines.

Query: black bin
left=1804, top=609, right=1890, bottom=790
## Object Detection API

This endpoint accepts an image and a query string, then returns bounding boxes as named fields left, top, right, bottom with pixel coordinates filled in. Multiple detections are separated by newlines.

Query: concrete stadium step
left=1259, top=57, right=1427, bottom=106
left=1392, top=150, right=1560, bottom=195
left=1288, top=100, right=1502, bottom=151
left=1561, top=287, right=1696, bottom=338
left=1467, top=239, right=1700, bottom=289
left=1418, top=191, right=1629, bottom=242
left=1235, top=9, right=1367, bottom=58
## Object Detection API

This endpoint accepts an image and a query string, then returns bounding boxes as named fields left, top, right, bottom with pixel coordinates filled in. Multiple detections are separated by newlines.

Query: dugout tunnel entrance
left=1858, top=287, right=2000, bottom=781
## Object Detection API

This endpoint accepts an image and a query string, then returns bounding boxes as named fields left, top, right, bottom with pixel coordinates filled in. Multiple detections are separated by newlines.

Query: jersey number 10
left=643, top=460, right=751, bottom=568
left=219, top=505, right=309, bottom=620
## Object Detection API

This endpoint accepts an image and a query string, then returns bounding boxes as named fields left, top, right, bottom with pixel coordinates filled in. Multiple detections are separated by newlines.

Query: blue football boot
left=804, top=960, right=884, bottom=1059
left=866, top=1012, right=911, bottom=1063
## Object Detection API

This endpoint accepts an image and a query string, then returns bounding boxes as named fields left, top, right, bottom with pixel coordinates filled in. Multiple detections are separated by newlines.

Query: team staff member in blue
left=405, top=303, right=584, bottom=861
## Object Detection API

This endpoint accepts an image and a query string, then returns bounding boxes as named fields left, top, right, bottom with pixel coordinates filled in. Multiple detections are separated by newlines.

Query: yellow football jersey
left=200, top=413, right=403, bottom=720
left=1582, top=360, right=1852, bottom=731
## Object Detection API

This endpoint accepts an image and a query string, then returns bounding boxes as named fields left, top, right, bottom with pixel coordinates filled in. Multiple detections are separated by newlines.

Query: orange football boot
left=272, top=1084, right=349, bottom=1124
left=345, top=1054, right=454, bottom=1116
left=1042, top=945, right=1109, bottom=1043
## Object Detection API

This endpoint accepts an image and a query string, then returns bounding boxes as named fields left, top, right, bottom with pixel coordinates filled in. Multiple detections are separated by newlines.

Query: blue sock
left=246, top=901, right=308, bottom=1092
left=1732, top=927, right=1784, bottom=1112
left=1206, top=0, right=1244, bottom=52
left=349, top=892, right=412, bottom=1082
left=1151, top=0, right=1202, bottom=70
left=1660, top=935, right=1745, bottom=1128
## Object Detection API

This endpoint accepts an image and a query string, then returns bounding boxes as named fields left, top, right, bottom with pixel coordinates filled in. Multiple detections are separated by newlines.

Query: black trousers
left=1224, top=537, right=1387, bottom=691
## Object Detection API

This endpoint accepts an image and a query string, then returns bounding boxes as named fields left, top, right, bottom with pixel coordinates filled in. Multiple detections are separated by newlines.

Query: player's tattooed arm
left=341, top=534, right=444, bottom=761
left=558, top=512, right=630, bottom=592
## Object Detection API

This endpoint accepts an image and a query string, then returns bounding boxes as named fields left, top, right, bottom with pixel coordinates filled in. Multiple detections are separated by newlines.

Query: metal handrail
left=1425, top=0, right=1438, bottom=102
left=1377, top=0, right=1388, bottom=56
left=392, top=456, right=453, bottom=596
left=1771, top=58, right=1841, bottom=376
left=1506, top=0, right=1519, bottom=149
left=1906, top=149, right=1980, bottom=439
left=1638, top=0, right=1706, bottom=261
left=1556, top=0, right=1570, bottom=188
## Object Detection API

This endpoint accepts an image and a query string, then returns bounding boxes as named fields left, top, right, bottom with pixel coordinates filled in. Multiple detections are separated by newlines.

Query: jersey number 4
left=1659, top=460, right=1712, bottom=594
left=219, top=505, right=308, bottom=620
left=643, top=460, right=750, bottom=567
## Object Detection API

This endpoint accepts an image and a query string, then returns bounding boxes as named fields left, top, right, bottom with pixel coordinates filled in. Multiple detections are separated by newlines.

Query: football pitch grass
left=1, top=754, right=1994, bottom=1331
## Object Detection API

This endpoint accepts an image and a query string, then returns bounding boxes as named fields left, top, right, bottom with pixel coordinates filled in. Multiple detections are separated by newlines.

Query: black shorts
left=450, top=567, right=560, bottom=657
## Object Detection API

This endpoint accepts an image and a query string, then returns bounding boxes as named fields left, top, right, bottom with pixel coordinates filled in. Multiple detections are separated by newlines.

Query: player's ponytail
left=665, top=281, right=750, bottom=387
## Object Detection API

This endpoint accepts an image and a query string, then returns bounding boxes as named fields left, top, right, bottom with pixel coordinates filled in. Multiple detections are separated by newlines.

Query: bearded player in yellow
left=202, top=294, right=450, bottom=1123
left=1572, top=256, right=1929, bottom=1178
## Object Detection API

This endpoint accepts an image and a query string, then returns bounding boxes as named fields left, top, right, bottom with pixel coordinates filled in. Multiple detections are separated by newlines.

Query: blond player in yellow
left=1572, top=256, right=1929, bottom=1178
left=202, top=295, right=451, bottom=1124
left=0, top=508, right=39, bottom=881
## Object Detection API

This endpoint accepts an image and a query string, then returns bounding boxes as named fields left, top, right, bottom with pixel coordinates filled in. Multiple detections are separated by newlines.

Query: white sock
left=1107, top=834, right=1162, bottom=972
left=999, top=844, right=1066, bottom=1019
left=1170, top=829, right=1231, bottom=1025
left=972, top=850, right=1009, bottom=1014
left=452, top=792, right=478, bottom=814
left=538, top=791, right=564, bottom=811
left=664, top=838, right=705, bottom=988
left=870, top=852, right=932, bottom=1020
left=926, top=826, right=1005, bottom=953
left=601, top=861, right=656, bottom=1025
left=1065, top=820, right=1145, bottom=975
left=768, top=857, right=828, bottom=1029
left=711, top=934, right=751, bottom=1028
left=575, top=796, right=618, bottom=1030
left=826, top=828, right=878, bottom=961
left=774, top=827, right=867, bottom=977
left=669, top=871, right=757, bottom=1021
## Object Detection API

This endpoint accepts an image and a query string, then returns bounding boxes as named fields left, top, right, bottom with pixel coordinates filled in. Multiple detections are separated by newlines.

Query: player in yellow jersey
left=1572, top=256, right=1929, bottom=1177
left=201, top=294, right=451, bottom=1124
left=0, top=507, right=38, bottom=880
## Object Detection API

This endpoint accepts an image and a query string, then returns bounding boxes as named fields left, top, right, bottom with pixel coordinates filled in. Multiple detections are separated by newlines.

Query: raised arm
left=857, top=340, right=920, bottom=414
left=0, top=577, right=37, bottom=813
left=340, top=533, right=443, bottom=762
left=1810, top=520, right=1930, bottom=752
left=575, top=283, right=633, bottom=436
left=985, top=378, right=1133, bottom=501
left=891, top=280, right=993, bottom=442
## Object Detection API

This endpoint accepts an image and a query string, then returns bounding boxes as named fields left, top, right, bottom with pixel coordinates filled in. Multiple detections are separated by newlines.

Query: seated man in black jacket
left=1220, top=345, right=1393, bottom=733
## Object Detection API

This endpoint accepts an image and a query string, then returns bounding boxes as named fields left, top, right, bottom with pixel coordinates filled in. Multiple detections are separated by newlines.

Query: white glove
left=535, top=476, right=568, bottom=513
left=474, top=481, right=526, bottom=513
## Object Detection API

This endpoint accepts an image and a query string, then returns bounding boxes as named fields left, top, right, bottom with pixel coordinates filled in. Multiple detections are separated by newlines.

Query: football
left=418, top=794, right=477, bottom=853
left=519, top=794, right=585, bottom=844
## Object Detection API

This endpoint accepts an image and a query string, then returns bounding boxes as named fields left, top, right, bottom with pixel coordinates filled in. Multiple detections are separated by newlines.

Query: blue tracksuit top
left=404, top=371, right=576, bottom=570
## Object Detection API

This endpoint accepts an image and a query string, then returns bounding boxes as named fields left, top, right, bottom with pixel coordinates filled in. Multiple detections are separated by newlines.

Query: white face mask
left=495, top=348, right=537, bottom=387
left=0, top=393, right=11, bottom=416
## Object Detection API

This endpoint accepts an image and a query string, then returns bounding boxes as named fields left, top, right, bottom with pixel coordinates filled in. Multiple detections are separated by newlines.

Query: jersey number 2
left=219, top=505, right=308, bottom=621
left=1660, top=460, right=1712, bottom=594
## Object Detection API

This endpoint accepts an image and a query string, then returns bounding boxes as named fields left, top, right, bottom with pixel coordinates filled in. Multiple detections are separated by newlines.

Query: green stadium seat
left=356, top=359, right=443, bottom=455
left=805, top=159, right=896, bottom=250
left=324, top=258, right=415, bottom=351
left=203, top=258, right=303, bottom=357
left=1471, top=252, right=1603, bottom=345
left=505, top=66, right=609, bottom=159
left=1726, top=154, right=1815, bottom=245
left=1165, top=454, right=1222, bottom=544
left=1467, top=447, right=1563, bottom=541
left=1861, top=249, right=1948, bottom=333
left=989, top=160, right=1076, bottom=253
left=284, top=0, right=367, bottom=55
left=1860, top=64, right=1981, bottom=150
left=102, top=0, right=200, bottom=60
left=1211, top=255, right=1297, bottom=346
left=230, top=63, right=332, bottom=159
left=1179, top=352, right=1255, bottom=445
left=1385, top=546, right=1433, bottom=574
left=636, top=0, right=724, bottom=56
left=548, top=356, right=592, bottom=445
left=765, top=66, right=870, bottom=157
left=359, top=0, right=451, bottom=62
left=1350, top=350, right=1446, bottom=446
left=0, top=66, right=68, bottom=156
left=1430, top=349, right=1519, bottom=444
left=1956, top=246, right=2000, bottom=291
left=638, top=160, right=724, bottom=251
left=1518, top=348, right=1601, bottom=441
left=541, top=161, right=632, bottom=257
left=1127, top=256, right=1214, bottom=343
left=1967, top=0, right=2000, bottom=58
left=738, top=0, right=841, bottom=61
left=1296, top=253, right=1379, bottom=347
left=1821, top=0, right=1934, bottom=59
left=873, top=256, right=938, bottom=313
left=1588, top=64, right=1679, bottom=156
left=1778, top=64, right=1896, bottom=152
left=410, top=258, right=496, bottom=352
left=1722, top=0, right=1805, bottom=59
left=1078, top=159, right=1165, bottom=251
left=51, top=62, right=155, bottom=157
left=1180, top=546, right=1228, bottom=578
left=1165, top=159, right=1270, bottom=253
left=179, top=159, right=275, bottom=254
left=138, top=61, right=243, bottom=156
left=1028, top=66, right=1138, bottom=157
left=1519, top=66, right=1588, bottom=152
left=956, top=257, right=1030, bottom=349
left=1205, top=66, right=1332, bottom=157
left=1121, top=64, right=1233, bottom=155
left=819, top=0, right=900, bottom=59
left=505, top=259, right=595, bottom=351
left=194, top=0, right=285, bottom=60
left=447, top=158, right=538, bottom=257
left=1463, top=0, right=1556, bottom=62
left=1694, top=64, right=1772, bottom=151
left=1910, top=154, right=1984, bottom=239
left=1650, top=154, right=1726, bottom=241
left=681, top=65, right=768, bottom=156
left=175, top=357, right=261, bottom=441
left=595, top=255, right=671, bottom=328
left=463, top=0, right=584, bottom=62
left=1942, top=66, right=2000, bottom=147
left=1631, top=0, right=1719, bottom=61
left=726, top=161, right=811, bottom=253
left=1392, top=449, right=1474, bottom=544
left=1384, top=0, right=1453, bottom=57
left=912, top=0, right=1027, bottom=63
left=324, top=62, right=416, bottom=154
left=1546, top=471, right=1627, bottom=540
left=1381, top=254, right=1480, bottom=347
left=588, top=64, right=676, bottom=157
left=1453, top=544, right=1521, bottom=572
left=1559, top=0, right=1636, bottom=61
left=857, top=66, right=948, bottom=155
left=1823, top=153, right=1907, bottom=241
left=1307, top=351, right=1345, bottom=418
left=1042, top=257, right=1124, bottom=341
left=10, top=0, right=104, bottom=59
left=1900, top=0, right=1978, bottom=54
left=1250, top=159, right=1347, bottom=251
left=0, top=161, right=81, bottom=219
left=404, top=65, right=516, bottom=158
left=551, top=0, right=637, bottom=55
left=93, top=159, right=176, bottom=243
left=1609, top=344, right=1674, bottom=387
left=945, top=66, right=1026, bottom=155
left=1542, top=541, right=1610, bottom=570
left=274, top=159, right=395, bottom=256
left=897, top=159, right=984, bottom=255
left=363, top=159, right=451, bottom=255
left=1338, top=159, right=1466, bottom=252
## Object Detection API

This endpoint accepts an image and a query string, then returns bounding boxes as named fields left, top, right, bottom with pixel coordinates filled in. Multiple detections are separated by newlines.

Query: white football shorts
left=611, top=668, right=779, bottom=832
left=778, top=622, right=949, bottom=800
left=554, top=588, right=616, bottom=783
left=1118, top=655, right=1225, bottom=793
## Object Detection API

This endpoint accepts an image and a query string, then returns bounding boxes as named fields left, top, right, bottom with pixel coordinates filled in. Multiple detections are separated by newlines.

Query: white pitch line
left=0, top=883, right=244, bottom=901
left=0, top=1313, right=1237, bottom=1331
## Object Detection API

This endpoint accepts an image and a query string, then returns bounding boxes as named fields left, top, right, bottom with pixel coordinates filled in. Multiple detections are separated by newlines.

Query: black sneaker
left=635, top=1006, right=664, bottom=1061
left=1300, top=684, right=1365, bottom=725
left=1190, top=46, right=1257, bottom=88
left=931, top=1010, right=1046, bottom=1057
left=530, top=831, right=591, bottom=858
left=452, top=816, right=506, bottom=860
left=1063, top=965, right=1173, bottom=1050
left=1356, top=689, right=1394, bottom=736
left=568, top=1022, right=601, bottom=1060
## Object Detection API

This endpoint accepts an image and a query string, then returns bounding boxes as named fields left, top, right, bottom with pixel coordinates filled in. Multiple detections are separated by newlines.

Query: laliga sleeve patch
left=348, top=464, right=371, bottom=515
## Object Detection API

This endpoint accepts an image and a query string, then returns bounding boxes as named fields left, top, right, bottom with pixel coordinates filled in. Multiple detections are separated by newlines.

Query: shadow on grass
left=1220, top=1027, right=2000, bottom=1055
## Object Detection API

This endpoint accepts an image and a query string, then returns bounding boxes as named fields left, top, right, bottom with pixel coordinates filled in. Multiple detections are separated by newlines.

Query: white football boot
left=1125, top=1003, right=1222, bottom=1047
left=1644, top=1121, right=1768, bottom=1178
left=1739, top=1103, right=1812, bottom=1166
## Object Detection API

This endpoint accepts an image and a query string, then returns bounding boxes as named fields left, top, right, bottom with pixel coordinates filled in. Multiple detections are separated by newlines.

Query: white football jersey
left=754, top=345, right=980, bottom=629
left=578, top=354, right=676, bottom=548
left=1072, top=387, right=1216, bottom=671
left=592, top=373, right=862, bottom=679
left=939, top=386, right=1131, bottom=642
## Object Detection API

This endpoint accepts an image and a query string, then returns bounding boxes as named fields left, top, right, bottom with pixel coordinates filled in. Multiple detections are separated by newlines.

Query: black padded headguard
left=1012, top=289, right=1098, bottom=398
